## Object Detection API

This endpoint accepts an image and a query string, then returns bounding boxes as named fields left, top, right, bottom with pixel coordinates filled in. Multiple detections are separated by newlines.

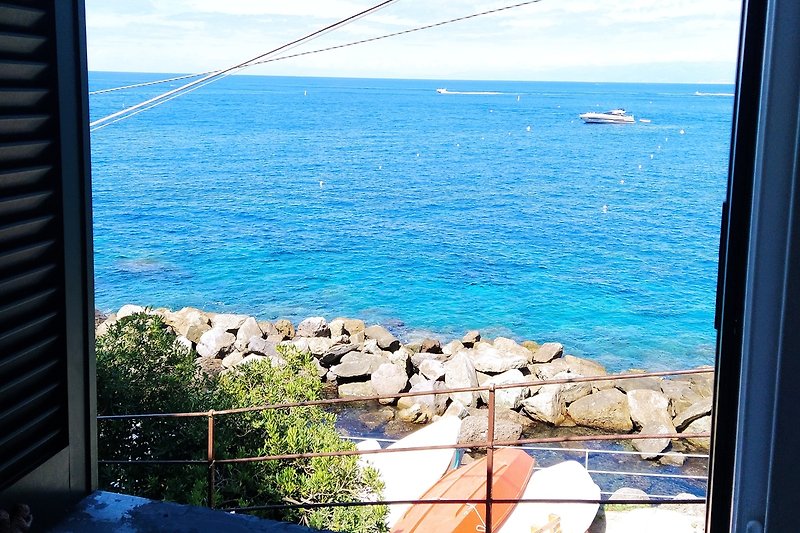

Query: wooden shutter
left=0, top=0, right=73, bottom=490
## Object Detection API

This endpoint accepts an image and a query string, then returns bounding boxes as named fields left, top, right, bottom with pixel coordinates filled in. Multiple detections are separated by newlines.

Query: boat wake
left=694, top=91, right=734, bottom=97
left=436, top=88, right=503, bottom=95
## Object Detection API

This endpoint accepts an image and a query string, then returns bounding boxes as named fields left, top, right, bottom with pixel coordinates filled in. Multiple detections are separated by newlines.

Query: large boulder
left=673, top=398, right=713, bottom=431
left=633, top=423, right=674, bottom=459
left=531, top=342, right=563, bottom=363
left=364, top=325, right=401, bottom=352
left=420, top=338, right=442, bottom=354
left=627, top=389, right=673, bottom=428
left=247, top=337, right=279, bottom=357
left=331, top=352, right=386, bottom=379
left=396, top=380, right=448, bottom=423
left=493, top=337, right=534, bottom=362
left=616, top=375, right=663, bottom=393
left=195, top=356, right=223, bottom=378
left=478, top=369, right=529, bottom=409
left=305, top=337, right=336, bottom=357
left=458, top=409, right=523, bottom=445
left=196, top=328, right=236, bottom=359
left=338, top=381, right=376, bottom=398
left=258, top=321, right=278, bottom=338
left=567, top=389, right=633, bottom=432
left=418, top=359, right=446, bottom=381
left=444, top=352, right=480, bottom=407
left=469, top=343, right=527, bottom=373
left=274, top=319, right=295, bottom=339
left=442, top=340, right=464, bottom=356
left=117, top=304, right=145, bottom=319
left=332, top=317, right=365, bottom=336
left=296, top=316, right=330, bottom=337
left=319, top=343, right=358, bottom=366
left=462, top=330, right=481, bottom=347
left=520, top=384, right=565, bottom=425
left=211, top=313, right=249, bottom=332
left=234, top=317, right=263, bottom=351
left=550, top=370, right=593, bottom=403
left=370, top=363, right=409, bottom=405
left=661, top=378, right=705, bottom=416
left=563, top=355, right=607, bottom=377
left=163, top=307, right=211, bottom=344
left=682, top=415, right=712, bottom=451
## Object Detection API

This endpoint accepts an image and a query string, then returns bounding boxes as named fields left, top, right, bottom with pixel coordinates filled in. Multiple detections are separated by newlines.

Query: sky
left=84, top=0, right=743, bottom=83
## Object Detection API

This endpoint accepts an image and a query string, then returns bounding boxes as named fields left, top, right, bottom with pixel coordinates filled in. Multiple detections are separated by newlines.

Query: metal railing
left=98, top=366, right=713, bottom=532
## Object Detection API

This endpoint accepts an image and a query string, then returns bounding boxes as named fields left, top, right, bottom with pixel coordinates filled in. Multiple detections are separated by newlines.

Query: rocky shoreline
left=96, top=305, right=713, bottom=463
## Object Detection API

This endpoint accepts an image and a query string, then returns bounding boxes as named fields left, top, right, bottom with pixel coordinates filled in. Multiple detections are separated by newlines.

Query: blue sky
left=85, top=0, right=742, bottom=83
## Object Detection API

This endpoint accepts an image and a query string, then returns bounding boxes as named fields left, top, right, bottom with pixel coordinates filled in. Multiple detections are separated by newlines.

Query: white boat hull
left=579, top=112, right=634, bottom=124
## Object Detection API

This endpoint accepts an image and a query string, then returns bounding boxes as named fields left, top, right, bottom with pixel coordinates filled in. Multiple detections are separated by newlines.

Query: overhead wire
left=89, top=0, right=400, bottom=130
left=90, top=0, right=545, bottom=130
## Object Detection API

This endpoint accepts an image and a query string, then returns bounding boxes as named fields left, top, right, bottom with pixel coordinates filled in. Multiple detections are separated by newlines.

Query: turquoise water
left=89, top=73, right=733, bottom=371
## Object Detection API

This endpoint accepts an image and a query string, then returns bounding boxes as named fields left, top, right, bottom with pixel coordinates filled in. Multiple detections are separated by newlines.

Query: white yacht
left=579, top=108, right=635, bottom=124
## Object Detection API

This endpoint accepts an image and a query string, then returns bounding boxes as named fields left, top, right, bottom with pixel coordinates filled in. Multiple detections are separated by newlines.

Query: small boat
left=436, top=88, right=448, bottom=94
left=358, top=416, right=462, bottom=528
left=391, top=448, right=535, bottom=533
left=579, top=108, right=634, bottom=124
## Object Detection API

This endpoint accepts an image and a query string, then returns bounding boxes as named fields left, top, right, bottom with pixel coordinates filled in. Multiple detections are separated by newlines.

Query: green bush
left=96, top=313, right=387, bottom=532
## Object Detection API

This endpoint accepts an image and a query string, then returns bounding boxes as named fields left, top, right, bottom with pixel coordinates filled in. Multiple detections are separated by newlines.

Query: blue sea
left=89, top=73, right=734, bottom=372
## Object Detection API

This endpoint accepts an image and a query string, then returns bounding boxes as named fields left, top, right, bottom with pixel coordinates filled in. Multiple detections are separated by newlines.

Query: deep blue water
left=89, top=73, right=733, bottom=372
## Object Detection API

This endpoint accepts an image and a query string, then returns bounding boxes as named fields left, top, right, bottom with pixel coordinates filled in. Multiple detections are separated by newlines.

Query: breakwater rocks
left=98, top=305, right=714, bottom=462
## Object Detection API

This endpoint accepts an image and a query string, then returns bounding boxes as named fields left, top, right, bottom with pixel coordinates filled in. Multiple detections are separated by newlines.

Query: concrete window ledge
left=51, top=491, right=330, bottom=533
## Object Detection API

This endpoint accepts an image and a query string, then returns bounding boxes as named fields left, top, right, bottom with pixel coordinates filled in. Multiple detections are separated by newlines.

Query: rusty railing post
left=486, top=384, right=495, bottom=533
left=207, top=410, right=216, bottom=508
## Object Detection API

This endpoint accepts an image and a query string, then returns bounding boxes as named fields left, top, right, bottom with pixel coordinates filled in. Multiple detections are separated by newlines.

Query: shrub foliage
left=96, top=313, right=386, bottom=532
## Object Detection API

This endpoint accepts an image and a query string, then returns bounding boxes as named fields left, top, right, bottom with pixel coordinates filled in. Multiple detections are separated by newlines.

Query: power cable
left=89, top=0, right=399, bottom=130
left=90, top=0, right=544, bottom=99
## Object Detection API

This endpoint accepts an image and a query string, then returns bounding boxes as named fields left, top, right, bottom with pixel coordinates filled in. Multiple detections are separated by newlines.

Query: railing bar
left=96, top=367, right=714, bottom=420
left=486, top=385, right=495, bottom=533
left=216, top=497, right=707, bottom=513
left=587, top=469, right=709, bottom=480
left=511, top=444, right=710, bottom=459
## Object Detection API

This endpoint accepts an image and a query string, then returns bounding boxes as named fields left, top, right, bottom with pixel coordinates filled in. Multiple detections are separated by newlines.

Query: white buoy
left=378, top=165, right=382, bottom=170
left=416, top=153, right=420, bottom=157
left=602, top=205, right=609, bottom=213
left=620, top=179, right=625, bottom=184
left=650, top=154, right=654, bottom=159
left=680, top=129, right=685, bottom=134
left=526, top=126, right=531, bottom=132
left=638, top=164, right=643, bottom=169
left=456, top=143, right=460, bottom=147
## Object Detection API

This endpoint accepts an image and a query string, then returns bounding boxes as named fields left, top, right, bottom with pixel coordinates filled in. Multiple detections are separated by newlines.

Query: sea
left=89, top=73, right=734, bottom=373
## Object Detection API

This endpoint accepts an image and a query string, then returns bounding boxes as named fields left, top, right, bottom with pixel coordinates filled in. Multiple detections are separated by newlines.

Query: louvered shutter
left=0, top=0, right=88, bottom=491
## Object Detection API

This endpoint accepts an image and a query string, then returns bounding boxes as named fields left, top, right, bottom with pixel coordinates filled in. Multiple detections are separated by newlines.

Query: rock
left=442, top=340, right=464, bottom=356
left=397, top=380, right=448, bottom=423
left=331, top=353, right=377, bottom=379
left=531, top=342, right=563, bottom=363
left=494, top=337, right=534, bottom=362
left=364, top=325, right=401, bottom=352
left=176, top=335, right=193, bottom=351
left=248, top=337, right=279, bottom=357
left=258, top=321, right=278, bottom=338
left=95, top=309, right=108, bottom=327
left=411, top=350, right=448, bottom=367
left=458, top=411, right=523, bottom=445
left=358, top=407, right=395, bottom=430
left=221, top=351, right=244, bottom=368
left=608, top=487, right=650, bottom=502
left=163, top=307, right=212, bottom=342
left=444, top=352, right=480, bottom=407
left=462, top=330, right=481, bottom=346
left=673, top=398, right=713, bottom=431
left=444, top=400, right=469, bottom=419
left=568, top=389, right=633, bottom=432
left=627, top=389, right=673, bottom=428
left=234, top=317, right=263, bottom=351
left=521, top=340, right=540, bottom=352
left=682, top=415, right=711, bottom=451
left=96, top=317, right=117, bottom=338
left=633, top=422, right=674, bottom=459
left=409, top=373, right=425, bottom=387
left=419, top=359, right=446, bottom=381
left=291, top=337, right=311, bottom=353
left=563, top=354, right=607, bottom=377
left=296, top=316, right=330, bottom=338
left=349, top=330, right=366, bottom=348
left=274, top=319, right=295, bottom=339
left=338, top=381, right=376, bottom=398
left=405, top=342, right=421, bottom=354
left=319, top=343, right=358, bottom=366
left=470, top=343, right=528, bottom=373
left=335, top=317, right=366, bottom=336
left=117, top=304, right=145, bottom=319
left=328, top=319, right=347, bottom=337
left=314, top=358, right=327, bottom=378
left=363, top=338, right=381, bottom=355
left=306, top=337, right=335, bottom=357
left=196, top=328, right=236, bottom=359
left=478, top=369, right=529, bottom=409
left=530, top=358, right=570, bottom=380
left=520, top=384, right=565, bottom=425
left=211, top=313, right=249, bottom=332
left=661, top=379, right=705, bottom=416
left=420, top=338, right=442, bottom=354
left=616, top=375, right=663, bottom=393
left=195, top=356, right=223, bottom=378
left=371, top=363, right=409, bottom=404
left=550, top=370, right=593, bottom=403
left=660, top=452, right=686, bottom=466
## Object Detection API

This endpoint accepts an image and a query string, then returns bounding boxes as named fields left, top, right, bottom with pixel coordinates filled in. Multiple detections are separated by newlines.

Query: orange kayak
left=392, top=448, right=535, bottom=533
